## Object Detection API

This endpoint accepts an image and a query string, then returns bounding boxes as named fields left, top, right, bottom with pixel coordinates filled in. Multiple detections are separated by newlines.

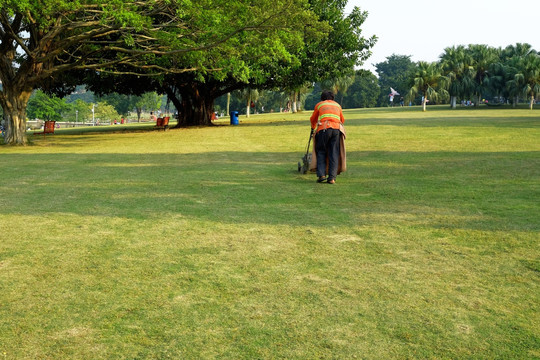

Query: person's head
left=321, top=90, right=335, bottom=101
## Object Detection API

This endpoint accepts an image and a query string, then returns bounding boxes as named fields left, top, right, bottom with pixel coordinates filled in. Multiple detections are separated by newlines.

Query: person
left=309, top=90, right=346, bottom=184
left=150, top=111, right=157, bottom=122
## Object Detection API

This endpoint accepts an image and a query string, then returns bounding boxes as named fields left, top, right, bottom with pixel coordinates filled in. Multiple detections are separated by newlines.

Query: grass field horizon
left=1, top=106, right=539, bottom=359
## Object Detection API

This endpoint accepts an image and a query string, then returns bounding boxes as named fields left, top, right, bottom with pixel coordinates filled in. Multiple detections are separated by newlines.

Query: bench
left=154, top=116, right=170, bottom=131
left=34, top=120, right=56, bottom=136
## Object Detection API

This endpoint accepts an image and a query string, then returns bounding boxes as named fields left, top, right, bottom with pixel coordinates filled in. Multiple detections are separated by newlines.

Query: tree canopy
left=1, top=0, right=342, bottom=144
left=341, top=70, right=380, bottom=109
left=26, top=91, right=69, bottom=122
left=375, top=54, right=415, bottom=107
left=406, top=62, right=449, bottom=112
left=81, top=0, right=375, bottom=127
left=437, top=43, right=539, bottom=109
left=0, top=0, right=188, bottom=144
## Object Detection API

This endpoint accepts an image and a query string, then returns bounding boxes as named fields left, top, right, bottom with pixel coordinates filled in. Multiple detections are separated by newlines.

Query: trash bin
left=230, top=111, right=239, bottom=125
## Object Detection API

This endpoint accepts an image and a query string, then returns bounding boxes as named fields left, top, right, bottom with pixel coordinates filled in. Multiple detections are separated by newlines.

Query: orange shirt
left=310, top=100, right=345, bottom=132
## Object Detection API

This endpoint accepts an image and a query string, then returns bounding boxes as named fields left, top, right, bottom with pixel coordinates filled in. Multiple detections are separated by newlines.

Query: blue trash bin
left=230, top=111, right=239, bottom=125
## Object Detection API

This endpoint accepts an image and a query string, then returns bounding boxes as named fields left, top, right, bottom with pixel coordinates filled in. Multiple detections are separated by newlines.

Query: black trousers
left=315, top=128, right=340, bottom=180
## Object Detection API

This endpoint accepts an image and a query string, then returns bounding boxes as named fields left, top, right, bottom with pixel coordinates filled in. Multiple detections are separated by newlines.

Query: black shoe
left=327, top=179, right=335, bottom=184
left=317, top=177, right=327, bottom=183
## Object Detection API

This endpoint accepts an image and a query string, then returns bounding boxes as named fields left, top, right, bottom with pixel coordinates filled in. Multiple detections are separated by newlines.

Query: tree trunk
left=293, top=91, right=298, bottom=113
left=173, top=88, right=214, bottom=127
left=226, top=92, right=230, bottom=116
left=164, top=83, right=237, bottom=127
left=422, top=92, right=427, bottom=112
left=246, top=94, right=251, bottom=118
left=0, top=87, right=32, bottom=145
left=530, top=95, right=535, bottom=110
left=450, top=96, right=457, bottom=109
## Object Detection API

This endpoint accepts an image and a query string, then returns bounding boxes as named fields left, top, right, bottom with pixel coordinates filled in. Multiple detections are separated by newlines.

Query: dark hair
left=321, top=90, right=334, bottom=101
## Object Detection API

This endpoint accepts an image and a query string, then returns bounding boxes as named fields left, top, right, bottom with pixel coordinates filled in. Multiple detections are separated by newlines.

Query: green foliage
left=4, top=0, right=325, bottom=141
left=64, top=86, right=95, bottom=104
left=440, top=45, right=474, bottom=105
left=341, top=70, right=380, bottom=109
left=79, top=0, right=334, bottom=125
left=506, top=52, right=540, bottom=109
left=97, top=93, right=133, bottom=117
left=320, top=75, right=355, bottom=104
left=26, top=91, right=70, bottom=121
left=135, top=92, right=161, bottom=113
left=215, top=93, right=243, bottom=114
left=68, top=99, right=93, bottom=123
left=407, top=62, right=449, bottom=111
left=438, top=43, right=539, bottom=108
left=0, top=0, right=194, bottom=143
left=375, top=54, right=415, bottom=106
left=467, top=44, right=499, bottom=102
left=96, top=93, right=163, bottom=117
left=274, top=1, right=376, bottom=92
left=94, top=102, right=121, bottom=123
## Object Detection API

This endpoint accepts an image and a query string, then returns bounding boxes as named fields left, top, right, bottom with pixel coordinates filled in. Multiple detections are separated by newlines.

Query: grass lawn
left=1, top=106, right=539, bottom=359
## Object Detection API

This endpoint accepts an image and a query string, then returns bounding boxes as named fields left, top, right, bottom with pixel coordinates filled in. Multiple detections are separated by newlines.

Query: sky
left=345, top=0, right=540, bottom=73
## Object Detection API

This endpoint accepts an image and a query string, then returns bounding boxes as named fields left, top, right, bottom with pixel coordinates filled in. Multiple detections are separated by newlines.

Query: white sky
left=345, top=0, right=540, bottom=73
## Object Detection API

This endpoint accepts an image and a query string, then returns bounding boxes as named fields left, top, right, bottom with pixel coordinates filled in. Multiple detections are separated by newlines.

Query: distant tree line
left=17, top=42, right=539, bottom=126
left=326, top=43, right=539, bottom=111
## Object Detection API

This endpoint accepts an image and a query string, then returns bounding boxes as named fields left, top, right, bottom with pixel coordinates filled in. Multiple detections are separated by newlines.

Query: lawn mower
left=298, top=129, right=313, bottom=174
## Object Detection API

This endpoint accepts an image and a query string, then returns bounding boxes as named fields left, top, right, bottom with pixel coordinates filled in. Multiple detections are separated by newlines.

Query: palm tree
left=509, top=53, right=540, bottom=109
left=406, top=62, right=449, bottom=111
left=501, top=43, right=535, bottom=61
left=505, top=55, right=524, bottom=107
left=500, top=43, right=537, bottom=107
left=321, top=74, right=356, bottom=105
left=440, top=45, right=472, bottom=108
left=467, top=45, right=499, bottom=106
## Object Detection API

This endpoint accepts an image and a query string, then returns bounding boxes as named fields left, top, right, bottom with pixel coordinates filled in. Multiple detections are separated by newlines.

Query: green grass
left=1, top=106, right=539, bottom=359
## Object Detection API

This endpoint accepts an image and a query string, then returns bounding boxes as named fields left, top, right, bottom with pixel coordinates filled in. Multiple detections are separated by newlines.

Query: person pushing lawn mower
left=309, top=90, right=346, bottom=184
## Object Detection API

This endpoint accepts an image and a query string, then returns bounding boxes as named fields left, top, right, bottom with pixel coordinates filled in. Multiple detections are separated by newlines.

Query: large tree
left=440, top=45, right=475, bottom=108
left=498, top=43, right=538, bottom=107
left=26, top=90, right=69, bottom=122
left=466, top=44, right=499, bottom=106
left=42, top=0, right=374, bottom=128
left=375, top=54, right=415, bottom=107
left=0, top=0, right=287, bottom=145
left=85, top=0, right=327, bottom=127
left=507, top=52, right=540, bottom=110
left=0, top=1, right=173, bottom=144
left=341, top=70, right=380, bottom=109
left=129, top=0, right=374, bottom=126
